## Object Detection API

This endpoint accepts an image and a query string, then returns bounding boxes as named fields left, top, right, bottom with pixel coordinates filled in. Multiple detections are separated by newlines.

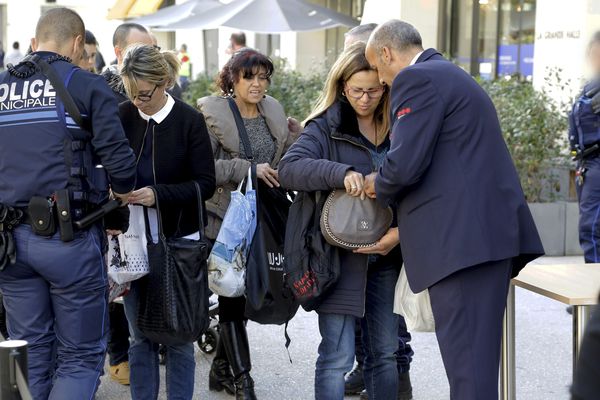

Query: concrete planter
left=528, top=202, right=583, bottom=256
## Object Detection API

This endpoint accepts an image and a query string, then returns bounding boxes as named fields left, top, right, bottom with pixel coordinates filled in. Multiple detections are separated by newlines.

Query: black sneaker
left=344, top=364, right=365, bottom=394
left=358, top=371, right=413, bottom=400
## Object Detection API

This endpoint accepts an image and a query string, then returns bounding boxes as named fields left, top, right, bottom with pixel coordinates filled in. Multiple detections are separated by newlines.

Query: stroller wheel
left=198, top=328, right=218, bottom=354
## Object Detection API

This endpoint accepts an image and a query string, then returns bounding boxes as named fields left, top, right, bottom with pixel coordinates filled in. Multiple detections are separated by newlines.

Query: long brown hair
left=304, top=42, right=389, bottom=138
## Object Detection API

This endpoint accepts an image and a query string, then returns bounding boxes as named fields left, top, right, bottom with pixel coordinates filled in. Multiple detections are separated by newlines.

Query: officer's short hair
left=113, top=23, right=148, bottom=49
left=590, top=31, right=600, bottom=50
left=344, top=23, right=378, bottom=44
left=35, top=7, right=85, bottom=44
left=368, top=19, right=423, bottom=55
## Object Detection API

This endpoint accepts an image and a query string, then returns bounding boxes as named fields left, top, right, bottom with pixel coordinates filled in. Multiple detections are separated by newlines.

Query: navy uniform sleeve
left=74, top=72, right=137, bottom=194
left=376, top=68, right=445, bottom=207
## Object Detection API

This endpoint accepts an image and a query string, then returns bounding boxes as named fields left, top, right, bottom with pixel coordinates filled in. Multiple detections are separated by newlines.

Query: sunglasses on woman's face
left=134, top=85, right=158, bottom=102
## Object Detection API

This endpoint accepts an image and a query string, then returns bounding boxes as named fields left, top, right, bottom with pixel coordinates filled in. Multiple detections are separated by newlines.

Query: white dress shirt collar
left=138, top=93, right=175, bottom=124
left=410, top=51, right=425, bottom=66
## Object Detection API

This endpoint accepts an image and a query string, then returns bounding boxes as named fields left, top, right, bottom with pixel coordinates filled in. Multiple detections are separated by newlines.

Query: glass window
left=478, top=0, right=499, bottom=80
left=497, top=0, right=536, bottom=79
left=449, top=0, right=475, bottom=72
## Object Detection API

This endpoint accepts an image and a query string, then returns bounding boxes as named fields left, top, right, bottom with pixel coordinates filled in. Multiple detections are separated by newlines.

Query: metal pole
left=501, top=284, right=516, bottom=400
left=572, top=305, right=591, bottom=381
left=0, top=340, right=29, bottom=400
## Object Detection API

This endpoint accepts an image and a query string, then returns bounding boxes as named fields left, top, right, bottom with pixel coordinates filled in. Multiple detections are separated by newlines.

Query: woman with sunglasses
left=279, top=42, right=412, bottom=400
left=117, top=44, right=216, bottom=400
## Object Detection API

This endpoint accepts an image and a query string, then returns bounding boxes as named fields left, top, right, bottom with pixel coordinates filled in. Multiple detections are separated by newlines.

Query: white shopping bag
left=394, top=267, right=435, bottom=332
left=107, top=205, right=154, bottom=284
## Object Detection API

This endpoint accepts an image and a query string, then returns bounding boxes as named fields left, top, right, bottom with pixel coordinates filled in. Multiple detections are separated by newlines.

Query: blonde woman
left=278, top=42, right=412, bottom=400
left=118, top=44, right=216, bottom=400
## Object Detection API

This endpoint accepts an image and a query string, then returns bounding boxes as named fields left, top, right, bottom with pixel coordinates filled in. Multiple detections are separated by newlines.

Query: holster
left=55, top=189, right=74, bottom=242
left=27, top=196, right=57, bottom=237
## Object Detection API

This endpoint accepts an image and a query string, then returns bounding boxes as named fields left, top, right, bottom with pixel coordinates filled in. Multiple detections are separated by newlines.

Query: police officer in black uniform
left=570, top=32, right=600, bottom=263
left=0, top=8, right=136, bottom=399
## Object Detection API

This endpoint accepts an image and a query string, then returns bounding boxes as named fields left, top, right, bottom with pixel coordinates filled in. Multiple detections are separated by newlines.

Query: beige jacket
left=197, top=95, right=296, bottom=239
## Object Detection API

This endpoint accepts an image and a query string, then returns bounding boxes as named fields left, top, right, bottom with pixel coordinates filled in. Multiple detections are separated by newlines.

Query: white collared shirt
left=410, top=51, right=424, bottom=66
left=138, top=92, right=175, bottom=124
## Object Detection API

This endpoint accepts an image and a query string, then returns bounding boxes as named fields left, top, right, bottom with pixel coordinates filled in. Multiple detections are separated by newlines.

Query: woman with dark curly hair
left=197, top=48, right=300, bottom=400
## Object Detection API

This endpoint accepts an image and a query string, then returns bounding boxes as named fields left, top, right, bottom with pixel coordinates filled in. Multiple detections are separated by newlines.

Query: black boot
left=344, top=363, right=365, bottom=394
left=220, top=320, right=257, bottom=400
left=209, top=337, right=235, bottom=395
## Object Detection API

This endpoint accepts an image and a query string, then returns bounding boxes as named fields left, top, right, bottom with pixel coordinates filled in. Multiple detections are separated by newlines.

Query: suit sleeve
left=82, top=74, right=137, bottom=194
left=376, top=69, right=445, bottom=207
left=278, top=119, right=352, bottom=191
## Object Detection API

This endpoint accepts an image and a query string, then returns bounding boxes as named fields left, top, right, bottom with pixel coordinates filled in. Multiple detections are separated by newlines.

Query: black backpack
left=283, top=190, right=341, bottom=312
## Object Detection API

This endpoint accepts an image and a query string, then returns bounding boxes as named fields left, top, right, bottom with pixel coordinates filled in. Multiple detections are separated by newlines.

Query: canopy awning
left=128, top=0, right=164, bottom=18
left=132, top=0, right=223, bottom=27
left=107, top=0, right=164, bottom=20
left=107, top=0, right=137, bottom=20
left=154, top=0, right=359, bottom=33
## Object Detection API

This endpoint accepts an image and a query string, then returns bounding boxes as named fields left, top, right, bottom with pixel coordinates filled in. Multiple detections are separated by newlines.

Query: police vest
left=0, top=55, right=108, bottom=212
left=569, top=85, right=600, bottom=151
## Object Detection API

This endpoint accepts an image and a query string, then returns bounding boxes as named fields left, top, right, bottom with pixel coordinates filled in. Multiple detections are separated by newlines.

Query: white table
left=500, top=264, right=600, bottom=400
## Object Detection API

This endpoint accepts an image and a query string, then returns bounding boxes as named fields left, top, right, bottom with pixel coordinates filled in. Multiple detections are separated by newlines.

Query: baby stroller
left=159, top=294, right=220, bottom=364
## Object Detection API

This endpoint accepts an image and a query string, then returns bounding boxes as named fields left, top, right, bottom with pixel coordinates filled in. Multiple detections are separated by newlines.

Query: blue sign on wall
left=498, top=44, right=534, bottom=78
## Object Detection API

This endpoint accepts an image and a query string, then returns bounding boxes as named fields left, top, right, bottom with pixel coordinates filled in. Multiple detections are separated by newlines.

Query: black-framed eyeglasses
left=345, top=86, right=386, bottom=100
left=134, top=85, right=158, bottom=102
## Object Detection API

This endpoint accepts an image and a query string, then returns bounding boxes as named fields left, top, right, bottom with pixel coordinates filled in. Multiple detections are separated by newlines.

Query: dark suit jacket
left=376, top=48, right=544, bottom=292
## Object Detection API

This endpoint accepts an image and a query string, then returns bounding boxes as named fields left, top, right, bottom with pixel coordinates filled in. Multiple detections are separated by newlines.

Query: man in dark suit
left=363, top=20, right=544, bottom=399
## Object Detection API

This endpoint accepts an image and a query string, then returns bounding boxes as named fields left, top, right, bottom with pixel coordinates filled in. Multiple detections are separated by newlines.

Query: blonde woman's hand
left=128, top=187, right=156, bottom=207
left=256, top=163, right=280, bottom=188
left=344, top=171, right=365, bottom=198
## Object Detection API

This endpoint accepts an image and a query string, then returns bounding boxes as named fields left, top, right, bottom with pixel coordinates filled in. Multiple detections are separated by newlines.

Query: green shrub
left=183, top=73, right=219, bottom=106
left=479, top=75, right=569, bottom=202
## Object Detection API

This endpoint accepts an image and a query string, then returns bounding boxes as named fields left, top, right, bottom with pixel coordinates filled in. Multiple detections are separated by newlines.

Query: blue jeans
left=315, top=265, right=400, bottom=400
left=124, top=280, right=195, bottom=400
left=0, top=225, right=108, bottom=400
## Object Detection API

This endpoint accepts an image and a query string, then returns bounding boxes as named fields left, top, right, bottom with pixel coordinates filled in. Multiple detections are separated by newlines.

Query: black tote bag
left=244, top=174, right=299, bottom=325
left=136, top=183, right=210, bottom=346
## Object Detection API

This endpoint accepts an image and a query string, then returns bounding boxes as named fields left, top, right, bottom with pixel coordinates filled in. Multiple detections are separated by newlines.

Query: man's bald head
left=35, top=8, right=84, bottom=45
left=365, top=19, right=424, bottom=86
left=112, top=23, right=153, bottom=67
left=368, top=20, right=422, bottom=55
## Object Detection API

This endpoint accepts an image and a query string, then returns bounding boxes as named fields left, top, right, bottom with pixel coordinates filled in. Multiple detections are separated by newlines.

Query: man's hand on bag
left=363, top=172, right=378, bottom=199
left=257, top=163, right=280, bottom=188
left=344, top=171, right=365, bottom=199
left=128, top=187, right=156, bottom=207
left=354, top=228, right=400, bottom=255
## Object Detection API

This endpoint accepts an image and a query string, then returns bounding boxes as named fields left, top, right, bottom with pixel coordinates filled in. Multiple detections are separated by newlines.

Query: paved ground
left=97, top=256, right=582, bottom=400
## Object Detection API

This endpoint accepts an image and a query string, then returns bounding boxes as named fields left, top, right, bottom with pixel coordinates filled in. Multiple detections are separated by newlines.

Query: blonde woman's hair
left=304, top=41, right=389, bottom=138
left=120, top=43, right=180, bottom=100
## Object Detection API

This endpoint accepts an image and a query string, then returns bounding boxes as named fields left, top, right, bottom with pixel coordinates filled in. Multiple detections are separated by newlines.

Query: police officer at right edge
left=0, top=8, right=136, bottom=400
left=570, top=32, right=600, bottom=263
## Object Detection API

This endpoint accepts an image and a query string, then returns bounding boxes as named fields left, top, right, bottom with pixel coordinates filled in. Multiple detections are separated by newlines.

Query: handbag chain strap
left=145, top=182, right=205, bottom=241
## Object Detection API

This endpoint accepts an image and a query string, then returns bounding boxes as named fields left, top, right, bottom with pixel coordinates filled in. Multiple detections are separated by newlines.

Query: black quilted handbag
left=136, top=183, right=209, bottom=346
